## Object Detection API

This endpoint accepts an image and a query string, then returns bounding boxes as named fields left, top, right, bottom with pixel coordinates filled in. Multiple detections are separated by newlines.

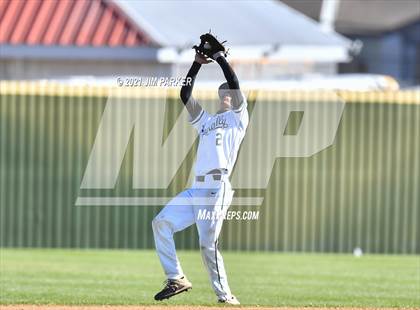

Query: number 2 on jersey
left=216, top=133, right=222, bottom=146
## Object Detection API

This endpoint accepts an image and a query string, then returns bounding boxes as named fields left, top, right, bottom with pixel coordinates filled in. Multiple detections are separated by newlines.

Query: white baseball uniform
left=152, top=90, right=248, bottom=300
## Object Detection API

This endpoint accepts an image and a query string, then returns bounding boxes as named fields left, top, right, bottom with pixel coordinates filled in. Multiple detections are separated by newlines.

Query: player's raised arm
left=214, top=54, right=244, bottom=109
left=213, top=53, right=239, bottom=90
left=192, top=33, right=245, bottom=111
left=213, top=53, right=246, bottom=111
left=180, top=54, right=210, bottom=122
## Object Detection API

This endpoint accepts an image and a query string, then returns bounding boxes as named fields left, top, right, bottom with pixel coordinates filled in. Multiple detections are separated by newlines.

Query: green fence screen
left=0, top=82, right=419, bottom=253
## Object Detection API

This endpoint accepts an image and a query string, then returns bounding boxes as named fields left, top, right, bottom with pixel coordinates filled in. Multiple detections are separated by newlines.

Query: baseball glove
left=193, top=32, right=228, bottom=59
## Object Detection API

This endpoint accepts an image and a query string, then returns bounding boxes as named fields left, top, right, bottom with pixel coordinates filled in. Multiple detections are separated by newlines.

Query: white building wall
left=0, top=60, right=172, bottom=80
left=173, top=61, right=336, bottom=81
left=0, top=59, right=336, bottom=81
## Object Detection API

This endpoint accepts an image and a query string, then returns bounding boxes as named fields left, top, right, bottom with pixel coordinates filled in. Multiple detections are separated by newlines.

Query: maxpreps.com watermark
left=197, top=210, right=260, bottom=221
left=117, top=77, right=192, bottom=87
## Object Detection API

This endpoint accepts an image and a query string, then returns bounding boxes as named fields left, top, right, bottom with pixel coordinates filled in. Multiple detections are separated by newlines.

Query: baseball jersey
left=189, top=94, right=249, bottom=177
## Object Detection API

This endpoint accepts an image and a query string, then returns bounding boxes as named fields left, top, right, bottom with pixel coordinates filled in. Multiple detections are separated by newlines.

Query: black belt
left=195, top=174, right=222, bottom=182
left=195, top=168, right=228, bottom=182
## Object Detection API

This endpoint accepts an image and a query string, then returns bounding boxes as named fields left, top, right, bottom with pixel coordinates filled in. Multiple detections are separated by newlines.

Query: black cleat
left=154, top=276, right=192, bottom=301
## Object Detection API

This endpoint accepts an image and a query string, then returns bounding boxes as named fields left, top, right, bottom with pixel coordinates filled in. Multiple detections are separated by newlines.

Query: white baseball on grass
left=353, top=247, right=363, bottom=257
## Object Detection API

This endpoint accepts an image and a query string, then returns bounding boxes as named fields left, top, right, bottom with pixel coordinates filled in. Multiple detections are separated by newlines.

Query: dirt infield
left=2, top=306, right=417, bottom=310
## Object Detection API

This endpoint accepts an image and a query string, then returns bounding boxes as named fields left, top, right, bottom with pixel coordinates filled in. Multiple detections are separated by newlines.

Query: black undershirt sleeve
left=180, top=61, right=201, bottom=105
left=216, top=56, right=240, bottom=90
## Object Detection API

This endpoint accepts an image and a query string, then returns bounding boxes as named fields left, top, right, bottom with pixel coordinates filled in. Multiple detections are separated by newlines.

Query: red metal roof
left=0, top=0, right=153, bottom=47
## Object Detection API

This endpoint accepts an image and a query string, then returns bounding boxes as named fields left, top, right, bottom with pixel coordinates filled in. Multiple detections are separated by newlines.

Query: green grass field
left=0, top=249, right=419, bottom=307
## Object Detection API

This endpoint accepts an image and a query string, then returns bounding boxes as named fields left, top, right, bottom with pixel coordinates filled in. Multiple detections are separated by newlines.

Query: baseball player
left=152, top=34, right=248, bottom=305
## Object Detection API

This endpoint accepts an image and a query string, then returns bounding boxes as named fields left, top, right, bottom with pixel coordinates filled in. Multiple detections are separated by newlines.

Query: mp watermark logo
left=75, top=89, right=345, bottom=207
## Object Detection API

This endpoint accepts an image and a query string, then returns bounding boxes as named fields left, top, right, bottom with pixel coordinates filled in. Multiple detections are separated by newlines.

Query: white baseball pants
left=152, top=176, right=234, bottom=299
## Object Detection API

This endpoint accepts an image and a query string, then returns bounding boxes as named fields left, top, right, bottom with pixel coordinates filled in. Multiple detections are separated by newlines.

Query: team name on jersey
left=201, top=114, right=229, bottom=136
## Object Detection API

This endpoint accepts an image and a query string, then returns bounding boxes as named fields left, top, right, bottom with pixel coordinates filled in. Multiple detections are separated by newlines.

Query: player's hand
left=195, top=53, right=212, bottom=64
